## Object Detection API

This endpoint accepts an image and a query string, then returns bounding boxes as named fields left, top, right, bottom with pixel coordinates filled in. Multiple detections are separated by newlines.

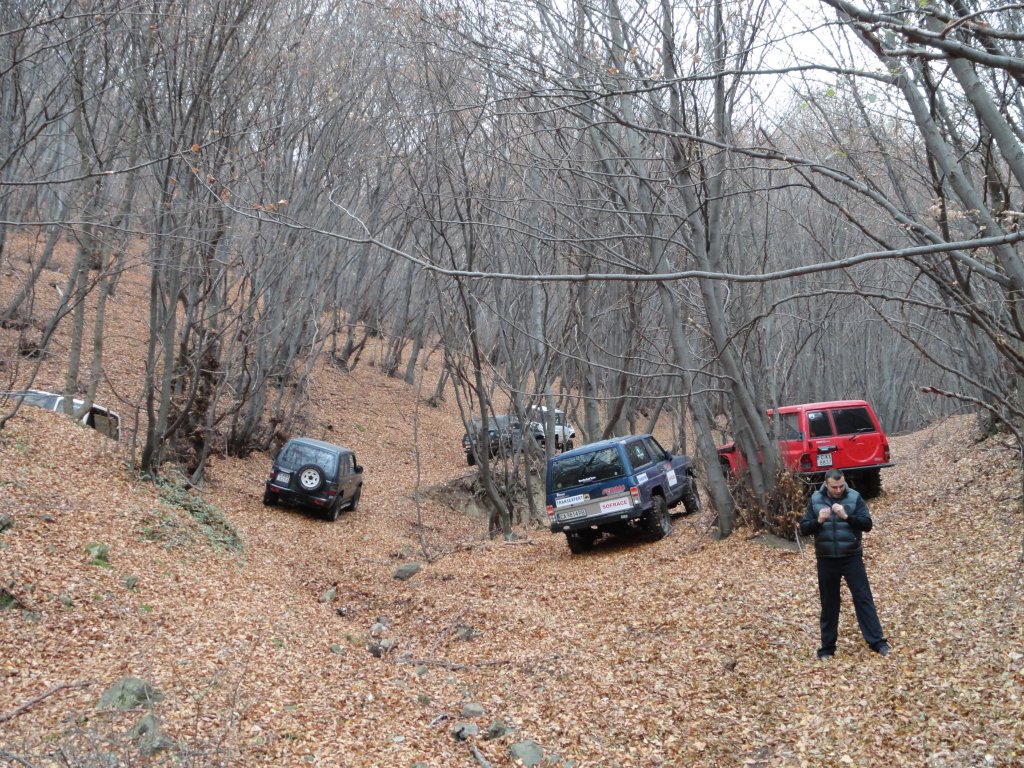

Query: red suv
left=717, top=400, right=893, bottom=497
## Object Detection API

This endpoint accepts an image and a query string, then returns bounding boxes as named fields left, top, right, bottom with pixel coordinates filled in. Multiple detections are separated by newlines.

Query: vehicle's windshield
left=3, top=391, right=60, bottom=410
left=549, top=447, right=625, bottom=491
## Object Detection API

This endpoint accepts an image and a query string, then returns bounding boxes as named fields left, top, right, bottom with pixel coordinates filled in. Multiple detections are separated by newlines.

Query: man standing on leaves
left=800, top=468, right=890, bottom=659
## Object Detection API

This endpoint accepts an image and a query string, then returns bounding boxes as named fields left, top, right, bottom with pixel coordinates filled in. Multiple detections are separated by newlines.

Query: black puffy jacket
left=799, top=484, right=873, bottom=558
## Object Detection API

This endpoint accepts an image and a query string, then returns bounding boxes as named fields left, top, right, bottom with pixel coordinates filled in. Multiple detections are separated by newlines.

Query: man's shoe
left=816, top=650, right=834, bottom=660
left=874, top=643, right=890, bottom=657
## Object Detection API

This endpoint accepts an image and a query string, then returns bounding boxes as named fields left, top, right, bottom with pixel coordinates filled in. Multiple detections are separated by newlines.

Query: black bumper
left=549, top=504, right=648, bottom=534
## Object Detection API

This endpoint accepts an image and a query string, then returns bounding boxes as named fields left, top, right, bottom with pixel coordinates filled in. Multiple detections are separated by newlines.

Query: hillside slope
left=1, top=248, right=1022, bottom=766
left=2, top=380, right=1023, bottom=767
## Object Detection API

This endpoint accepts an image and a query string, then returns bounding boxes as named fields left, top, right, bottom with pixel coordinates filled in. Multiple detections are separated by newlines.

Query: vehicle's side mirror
left=354, top=464, right=363, bottom=474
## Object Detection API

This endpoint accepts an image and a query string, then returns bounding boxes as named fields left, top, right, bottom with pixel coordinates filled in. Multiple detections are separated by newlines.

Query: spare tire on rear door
left=296, top=464, right=325, bottom=493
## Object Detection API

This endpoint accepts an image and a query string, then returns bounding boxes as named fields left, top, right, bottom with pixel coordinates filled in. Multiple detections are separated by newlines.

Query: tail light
left=546, top=505, right=554, bottom=518
left=883, top=444, right=891, bottom=462
left=630, top=486, right=640, bottom=505
left=800, top=454, right=812, bottom=472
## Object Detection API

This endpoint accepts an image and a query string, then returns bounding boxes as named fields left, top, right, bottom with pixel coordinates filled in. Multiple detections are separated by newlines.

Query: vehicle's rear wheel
left=262, top=488, right=277, bottom=506
left=297, top=464, right=325, bottom=493
left=856, top=469, right=882, bottom=499
left=327, top=496, right=342, bottom=522
left=680, top=481, right=701, bottom=516
left=566, top=531, right=594, bottom=554
left=347, top=486, right=362, bottom=511
left=645, top=494, right=672, bottom=540
left=466, top=451, right=476, bottom=466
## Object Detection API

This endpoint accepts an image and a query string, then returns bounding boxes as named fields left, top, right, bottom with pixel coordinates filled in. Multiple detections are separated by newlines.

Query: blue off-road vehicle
left=545, top=434, right=700, bottom=554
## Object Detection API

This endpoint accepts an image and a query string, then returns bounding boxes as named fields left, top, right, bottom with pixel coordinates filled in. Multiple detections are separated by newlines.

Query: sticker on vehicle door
left=816, top=453, right=833, bottom=467
left=636, top=472, right=649, bottom=483
left=666, top=469, right=678, bottom=486
left=555, top=493, right=589, bottom=508
left=599, top=497, right=632, bottom=514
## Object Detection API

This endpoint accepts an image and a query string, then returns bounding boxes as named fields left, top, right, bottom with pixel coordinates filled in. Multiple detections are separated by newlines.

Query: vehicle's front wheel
left=564, top=439, right=574, bottom=451
left=645, top=494, right=672, bottom=540
left=680, top=481, right=701, bottom=516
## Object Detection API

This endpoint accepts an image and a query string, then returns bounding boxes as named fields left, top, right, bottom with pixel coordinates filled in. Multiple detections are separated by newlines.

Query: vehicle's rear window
left=279, top=443, right=338, bottom=476
left=338, top=453, right=353, bottom=475
left=807, top=411, right=833, bottom=438
left=468, top=415, right=510, bottom=433
left=549, top=447, right=625, bottom=491
left=626, top=440, right=653, bottom=468
left=642, top=436, right=666, bottom=460
left=831, top=407, right=876, bottom=435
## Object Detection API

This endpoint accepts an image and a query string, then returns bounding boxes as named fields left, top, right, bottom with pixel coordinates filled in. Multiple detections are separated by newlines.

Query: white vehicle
left=2, top=389, right=121, bottom=441
left=530, top=405, right=576, bottom=450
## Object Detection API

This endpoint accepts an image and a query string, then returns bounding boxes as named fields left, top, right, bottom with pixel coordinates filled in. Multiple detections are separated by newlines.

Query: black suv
left=462, top=415, right=545, bottom=465
left=263, top=438, right=363, bottom=521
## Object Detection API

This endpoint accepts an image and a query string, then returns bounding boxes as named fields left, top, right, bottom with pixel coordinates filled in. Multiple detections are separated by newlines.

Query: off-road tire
left=466, top=451, right=476, bottom=467
left=566, top=531, right=594, bottom=554
left=296, top=464, right=325, bottom=493
left=856, top=469, right=882, bottom=499
left=680, top=481, right=701, bottom=516
left=327, top=495, right=342, bottom=522
left=262, top=488, right=277, bottom=506
left=564, top=439, right=574, bottom=451
left=347, top=486, right=362, bottom=512
left=645, top=494, right=672, bottom=540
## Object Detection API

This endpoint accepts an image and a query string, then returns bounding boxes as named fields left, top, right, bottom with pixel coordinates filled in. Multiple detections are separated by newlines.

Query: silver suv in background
left=1, top=389, right=121, bottom=441
left=530, top=405, right=576, bottom=450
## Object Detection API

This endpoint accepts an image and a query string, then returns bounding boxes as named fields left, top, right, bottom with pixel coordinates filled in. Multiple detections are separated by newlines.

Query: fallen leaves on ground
left=1, top=252, right=1022, bottom=767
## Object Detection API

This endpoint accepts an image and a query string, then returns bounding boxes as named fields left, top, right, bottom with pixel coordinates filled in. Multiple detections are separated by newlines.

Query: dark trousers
left=816, top=553, right=885, bottom=654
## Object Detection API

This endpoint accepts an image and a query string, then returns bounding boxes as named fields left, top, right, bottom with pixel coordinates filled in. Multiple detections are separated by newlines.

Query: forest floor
left=1, top=246, right=1023, bottom=767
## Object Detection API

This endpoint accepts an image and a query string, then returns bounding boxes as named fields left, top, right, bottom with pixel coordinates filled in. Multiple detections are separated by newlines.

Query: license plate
left=276, top=471, right=291, bottom=483
left=557, top=508, right=588, bottom=522
left=816, top=453, right=833, bottom=468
